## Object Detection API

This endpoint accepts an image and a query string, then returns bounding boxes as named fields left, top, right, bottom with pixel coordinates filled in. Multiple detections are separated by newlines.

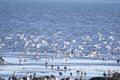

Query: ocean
left=0, top=0, right=120, bottom=79
left=0, top=0, right=120, bottom=53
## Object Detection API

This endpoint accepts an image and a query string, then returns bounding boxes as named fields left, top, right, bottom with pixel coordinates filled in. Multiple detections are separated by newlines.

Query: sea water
left=0, top=0, right=120, bottom=79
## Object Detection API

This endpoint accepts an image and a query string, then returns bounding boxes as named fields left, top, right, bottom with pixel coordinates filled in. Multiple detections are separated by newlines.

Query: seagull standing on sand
left=18, top=55, right=22, bottom=65
left=103, top=71, right=106, bottom=77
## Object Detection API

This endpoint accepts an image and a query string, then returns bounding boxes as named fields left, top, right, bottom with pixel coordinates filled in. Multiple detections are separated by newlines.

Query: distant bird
left=57, top=66, right=60, bottom=71
left=51, top=56, right=55, bottom=61
left=51, top=65, right=54, bottom=70
left=8, top=71, right=17, bottom=80
left=81, top=71, right=87, bottom=77
left=107, top=69, right=111, bottom=77
left=103, top=71, right=106, bottom=77
left=59, top=72, right=63, bottom=76
left=76, top=70, right=81, bottom=74
left=35, top=53, right=39, bottom=60
left=13, top=48, right=16, bottom=52
left=0, top=43, right=5, bottom=48
left=18, top=55, right=22, bottom=65
left=64, top=57, right=69, bottom=62
left=0, top=56, right=7, bottom=64
left=70, top=72, right=72, bottom=76
left=117, top=59, right=120, bottom=63
left=19, top=77, right=23, bottom=80
left=64, top=66, right=67, bottom=70
left=51, top=74, right=56, bottom=78
left=20, top=72, right=32, bottom=80
left=26, top=72, right=31, bottom=80
left=102, top=57, right=108, bottom=61
left=32, top=73, right=37, bottom=80
left=45, top=62, right=48, bottom=68
left=13, top=71, right=16, bottom=77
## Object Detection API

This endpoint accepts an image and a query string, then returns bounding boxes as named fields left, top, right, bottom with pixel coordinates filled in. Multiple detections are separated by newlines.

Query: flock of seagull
left=0, top=31, right=120, bottom=80
left=0, top=31, right=120, bottom=56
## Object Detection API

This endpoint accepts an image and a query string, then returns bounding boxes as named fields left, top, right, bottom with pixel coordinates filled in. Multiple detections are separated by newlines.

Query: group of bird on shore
left=0, top=69, right=120, bottom=80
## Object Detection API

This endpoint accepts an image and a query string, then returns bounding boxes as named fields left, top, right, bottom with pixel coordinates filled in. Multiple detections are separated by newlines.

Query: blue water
left=0, top=0, right=120, bottom=54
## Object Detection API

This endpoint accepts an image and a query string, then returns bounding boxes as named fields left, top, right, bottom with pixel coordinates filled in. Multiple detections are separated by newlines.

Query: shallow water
left=0, top=52, right=120, bottom=79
